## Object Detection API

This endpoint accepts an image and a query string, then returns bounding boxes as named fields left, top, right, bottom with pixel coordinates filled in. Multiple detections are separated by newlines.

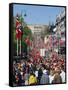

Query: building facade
left=53, top=9, right=66, bottom=58
left=28, top=24, right=48, bottom=34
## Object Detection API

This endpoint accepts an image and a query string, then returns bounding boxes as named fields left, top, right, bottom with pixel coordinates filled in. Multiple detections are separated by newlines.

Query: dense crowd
left=13, top=51, right=66, bottom=86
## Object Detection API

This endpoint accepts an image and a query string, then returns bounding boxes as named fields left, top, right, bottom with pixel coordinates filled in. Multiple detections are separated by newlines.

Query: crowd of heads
left=13, top=51, right=66, bottom=86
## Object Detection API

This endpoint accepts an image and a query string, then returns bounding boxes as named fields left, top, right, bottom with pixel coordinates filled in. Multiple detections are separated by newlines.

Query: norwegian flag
left=59, top=39, right=65, bottom=46
left=53, top=36, right=58, bottom=46
left=25, top=37, right=32, bottom=46
left=49, top=35, right=58, bottom=47
left=16, top=14, right=22, bottom=39
left=48, top=35, right=53, bottom=48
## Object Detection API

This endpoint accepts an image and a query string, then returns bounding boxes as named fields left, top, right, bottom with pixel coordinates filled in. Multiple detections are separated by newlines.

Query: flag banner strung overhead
left=9, top=3, right=66, bottom=87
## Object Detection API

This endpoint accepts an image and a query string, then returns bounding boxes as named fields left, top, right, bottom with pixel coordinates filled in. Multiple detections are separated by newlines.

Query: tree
left=23, top=26, right=32, bottom=41
left=41, top=25, right=50, bottom=40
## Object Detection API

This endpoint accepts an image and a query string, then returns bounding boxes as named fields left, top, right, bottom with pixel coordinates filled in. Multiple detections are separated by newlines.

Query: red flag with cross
left=16, top=14, right=22, bottom=39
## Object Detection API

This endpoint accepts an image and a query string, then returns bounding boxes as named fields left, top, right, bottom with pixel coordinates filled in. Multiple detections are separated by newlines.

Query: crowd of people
left=13, top=51, right=66, bottom=86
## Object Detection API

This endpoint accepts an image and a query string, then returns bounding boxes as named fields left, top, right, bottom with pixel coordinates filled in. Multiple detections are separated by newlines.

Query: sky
left=13, top=4, right=65, bottom=25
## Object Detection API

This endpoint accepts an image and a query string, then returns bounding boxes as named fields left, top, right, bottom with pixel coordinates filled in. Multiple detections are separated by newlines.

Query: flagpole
left=20, top=11, right=22, bottom=58
left=20, top=39, right=21, bottom=56
left=17, top=38, right=18, bottom=56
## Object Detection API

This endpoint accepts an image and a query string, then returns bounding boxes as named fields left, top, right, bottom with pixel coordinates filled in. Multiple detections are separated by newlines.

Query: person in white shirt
left=60, top=69, right=65, bottom=83
left=49, top=69, right=55, bottom=84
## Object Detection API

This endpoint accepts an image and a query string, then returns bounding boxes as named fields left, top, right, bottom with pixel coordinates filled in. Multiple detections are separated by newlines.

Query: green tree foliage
left=41, top=26, right=50, bottom=40
left=23, top=26, right=32, bottom=40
